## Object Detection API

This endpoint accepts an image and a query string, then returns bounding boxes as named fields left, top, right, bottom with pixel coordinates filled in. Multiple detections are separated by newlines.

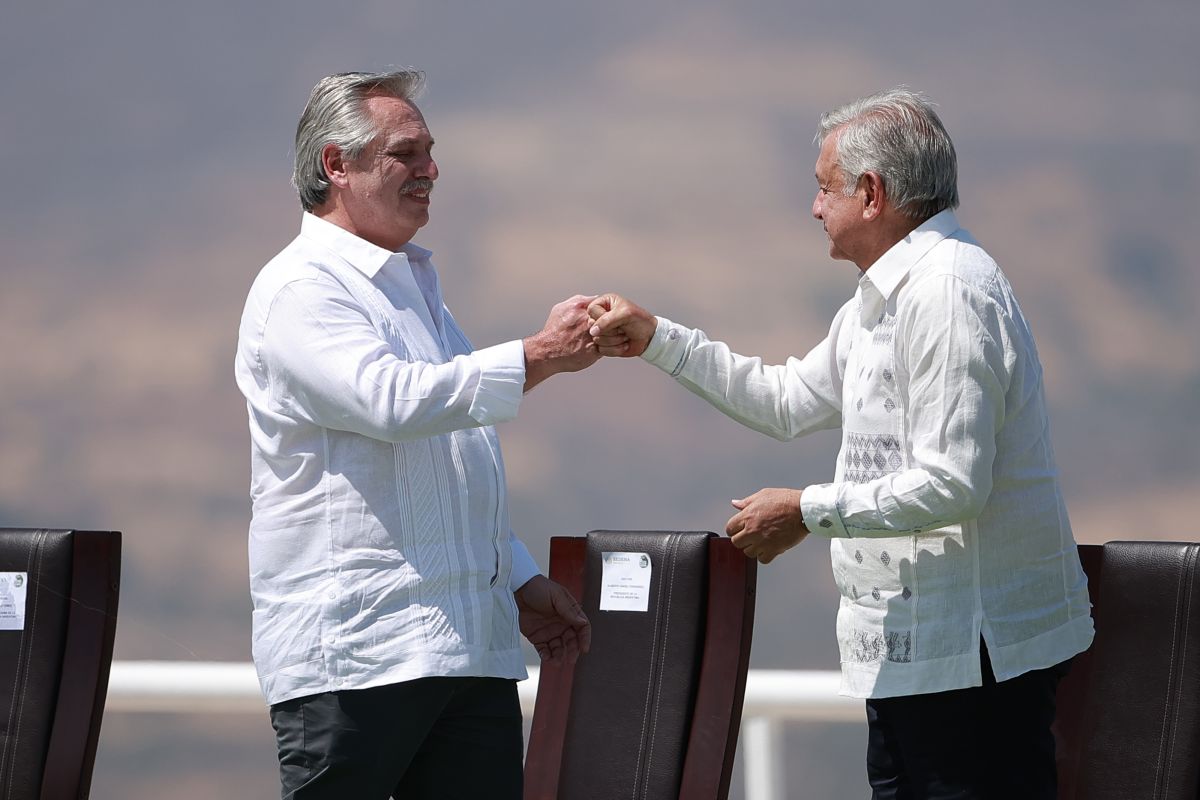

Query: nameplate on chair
left=599, top=551, right=652, bottom=612
left=0, top=571, right=28, bottom=630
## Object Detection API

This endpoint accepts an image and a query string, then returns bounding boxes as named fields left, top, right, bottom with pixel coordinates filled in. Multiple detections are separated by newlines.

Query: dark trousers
left=269, top=676, right=524, bottom=800
left=865, top=643, right=1071, bottom=800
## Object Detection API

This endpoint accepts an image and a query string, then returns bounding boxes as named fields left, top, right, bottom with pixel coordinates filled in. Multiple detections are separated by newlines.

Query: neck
left=856, top=214, right=925, bottom=272
left=312, top=201, right=412, bottom=253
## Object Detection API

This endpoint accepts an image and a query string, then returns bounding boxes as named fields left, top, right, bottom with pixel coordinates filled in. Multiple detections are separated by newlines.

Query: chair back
left=0, top=529, right=121, bottom=800
left=525, top=530, right=756, bottom=800
left=1056, top=541, right=1200, bottom=800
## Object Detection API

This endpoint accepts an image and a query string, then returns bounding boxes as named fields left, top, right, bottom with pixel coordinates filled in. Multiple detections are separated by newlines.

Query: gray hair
left=293, top=70, right=426, bottom=211
left=815, top=88, right=959, bottom=222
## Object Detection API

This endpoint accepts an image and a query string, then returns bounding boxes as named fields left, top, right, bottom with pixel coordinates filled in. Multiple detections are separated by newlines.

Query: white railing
left=105, top=661, right=863, bottom=800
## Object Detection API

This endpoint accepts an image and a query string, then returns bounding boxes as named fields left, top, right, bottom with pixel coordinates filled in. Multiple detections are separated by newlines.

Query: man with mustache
left=234, top=70, right=595, bottom=799
left=588, top=88, right=1093, bottom=799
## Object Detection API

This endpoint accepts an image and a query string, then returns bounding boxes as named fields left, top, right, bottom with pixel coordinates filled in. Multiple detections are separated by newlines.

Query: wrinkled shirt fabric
left=642, top=210, right=1093, bottom=699
left=235, top=213, right=538, bottom=706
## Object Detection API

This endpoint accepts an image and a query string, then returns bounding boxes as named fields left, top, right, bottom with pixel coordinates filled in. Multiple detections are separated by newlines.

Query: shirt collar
left=299, top=212, right=433, bottom=278
left=860, top=209, right=961, bottom=303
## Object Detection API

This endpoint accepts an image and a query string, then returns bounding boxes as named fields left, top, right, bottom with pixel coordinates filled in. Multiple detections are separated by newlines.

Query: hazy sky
left=2, top=1, right=1198, bottom=796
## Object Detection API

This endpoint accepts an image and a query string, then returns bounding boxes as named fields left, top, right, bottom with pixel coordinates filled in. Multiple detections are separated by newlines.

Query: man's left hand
left=515, top=574, right=592, bottom=664
left=726, top=488, right=809, bottom=564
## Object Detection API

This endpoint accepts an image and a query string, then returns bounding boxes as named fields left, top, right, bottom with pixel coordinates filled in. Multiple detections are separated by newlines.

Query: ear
left=860, top=171, right=887, bottom=221
left=320, top=142, right=352, bottom=189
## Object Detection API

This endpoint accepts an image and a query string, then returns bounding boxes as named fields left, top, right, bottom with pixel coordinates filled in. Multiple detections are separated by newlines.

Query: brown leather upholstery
left=0, top=529, right=121, bottom=800
left=525, top=531, right=756, bottom=800
left=1056, top=541, right=1200, bottom=800
left=1054, top=544, right=1101, bottom=800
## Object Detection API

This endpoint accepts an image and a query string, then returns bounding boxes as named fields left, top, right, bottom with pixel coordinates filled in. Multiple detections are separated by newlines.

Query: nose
left=812, top=191, right=823, bottom=221
left=416, top=153, right=439, bottom=181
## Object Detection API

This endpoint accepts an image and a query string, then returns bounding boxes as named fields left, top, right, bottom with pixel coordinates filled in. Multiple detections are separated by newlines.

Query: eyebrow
left=385, top=136, right=434, bottom=148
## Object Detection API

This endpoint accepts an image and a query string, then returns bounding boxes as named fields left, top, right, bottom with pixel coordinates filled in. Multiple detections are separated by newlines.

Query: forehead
left=363, top=94, right=432, bottom=142
left=815, top=132, right=840, bottom=178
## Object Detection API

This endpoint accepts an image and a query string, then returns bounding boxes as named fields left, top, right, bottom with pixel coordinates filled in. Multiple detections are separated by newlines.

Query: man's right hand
left=587, top=294, right=657, bottom=357
left=523, top=295, right=602, bottom=392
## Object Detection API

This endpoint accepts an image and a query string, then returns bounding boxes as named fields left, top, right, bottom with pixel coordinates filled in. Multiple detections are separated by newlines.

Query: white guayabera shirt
left=235, top=213, right=539, bottom=706
left=642, top=210, right=1094, bottom=699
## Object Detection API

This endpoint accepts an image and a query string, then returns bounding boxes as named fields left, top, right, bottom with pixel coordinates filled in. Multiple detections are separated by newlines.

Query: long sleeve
left=801, top=274, right=1015, bottom=538
left=640, top=311, right=849, bottom=441
left=260, top=278, right=525, bottom=443
left=507, top=531, right=541, bottom=592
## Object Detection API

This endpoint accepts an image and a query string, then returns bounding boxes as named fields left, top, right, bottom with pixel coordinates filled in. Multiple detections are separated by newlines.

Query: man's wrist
left=522, top=335, right=553, bottom=391
left=513, top=574, right=540, bottom=595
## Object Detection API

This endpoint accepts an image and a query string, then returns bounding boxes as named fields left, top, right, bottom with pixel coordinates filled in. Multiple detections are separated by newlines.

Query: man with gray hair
left=235, top=70, right=595, bottom=799
left=588, top=88, right=1093, bottom=798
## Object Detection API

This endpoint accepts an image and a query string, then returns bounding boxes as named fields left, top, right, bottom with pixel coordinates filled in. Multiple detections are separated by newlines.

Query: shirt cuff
left=508, top=538, right=541, bottom=592
left=641, top=316, right=689, bottom=377
left=468, top=340, right=525, bottom=425
left=801, top=483, right=848, bottom=538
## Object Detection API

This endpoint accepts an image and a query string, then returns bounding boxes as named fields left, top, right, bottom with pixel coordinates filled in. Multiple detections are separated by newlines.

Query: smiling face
left=811, top=130, right=869, bottom=269
left=332, top=94, right=439, bottom=251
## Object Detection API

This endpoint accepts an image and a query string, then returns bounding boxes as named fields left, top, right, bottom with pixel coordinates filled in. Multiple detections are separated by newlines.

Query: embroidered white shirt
left=642, top=210, right=1093, bottom=699
left=235, top=213, right=539, bottom=706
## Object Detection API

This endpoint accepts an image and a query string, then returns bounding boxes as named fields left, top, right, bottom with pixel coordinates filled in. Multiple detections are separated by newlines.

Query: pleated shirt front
left=235, top=213, right=538, bottom=706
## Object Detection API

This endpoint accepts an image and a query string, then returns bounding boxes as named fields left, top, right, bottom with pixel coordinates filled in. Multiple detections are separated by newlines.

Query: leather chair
left=524, top=531, right=756, bottom=800
left=0, top=529, right=121, bottom=800
left=1055, top=541, right=1200, bottom=799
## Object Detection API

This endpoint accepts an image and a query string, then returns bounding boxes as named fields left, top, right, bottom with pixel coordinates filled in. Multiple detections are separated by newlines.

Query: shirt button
left=327, top=591, right=336, bottom=599
left=667, top=329, right=680, bottom=341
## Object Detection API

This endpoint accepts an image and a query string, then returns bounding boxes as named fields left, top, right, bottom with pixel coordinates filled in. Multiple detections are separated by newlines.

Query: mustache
left=400, top=179, right=434, bottom=195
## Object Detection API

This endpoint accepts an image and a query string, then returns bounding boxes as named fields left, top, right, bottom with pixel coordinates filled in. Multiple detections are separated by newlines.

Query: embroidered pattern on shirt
left=872, top=314, right=897, bottom=346
left=844, top=432, right=904, bottom=484
left=848, top=629, right=913, bottom=664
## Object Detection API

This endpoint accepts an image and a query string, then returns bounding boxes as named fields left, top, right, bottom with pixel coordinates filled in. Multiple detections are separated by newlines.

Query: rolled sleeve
left=468, top=339, right=526, bottom=425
